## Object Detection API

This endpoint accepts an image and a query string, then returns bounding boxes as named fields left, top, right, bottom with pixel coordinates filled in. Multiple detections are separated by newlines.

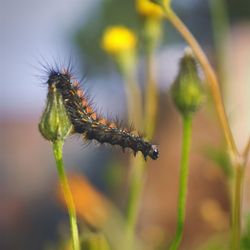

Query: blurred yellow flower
left=101, top=26, right=137, bottom=55
left=58, top=173, right=109, bottom=229
left=136, top=0, right=164, bottom=18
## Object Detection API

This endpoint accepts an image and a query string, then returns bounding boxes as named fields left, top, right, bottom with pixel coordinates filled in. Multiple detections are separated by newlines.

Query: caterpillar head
left=148, top=145, right=159, bottom=160
left=47, top=70, right=70, bottom=89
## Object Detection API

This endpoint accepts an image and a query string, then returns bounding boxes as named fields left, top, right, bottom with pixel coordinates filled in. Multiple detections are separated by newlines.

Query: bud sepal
left=39, top=87, right=73, bottom=142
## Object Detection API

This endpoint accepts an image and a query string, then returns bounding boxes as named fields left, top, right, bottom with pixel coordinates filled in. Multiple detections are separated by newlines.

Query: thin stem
left=170, top=115, right=193, bottom=250
left=231, top=165, right=244, bottom=250
left=209, top=0, right=230, bottom=84
left=124, top=73, right=143, bottom=129
left=163, top=7, right=238, bottom=158
left=143, top=17, right=161, bottom=139
left=117, top=51, right=143, bottom=129
left=124, top=22, right=160, bottom=244
left=124, top=44, right=159, bottom=248
left=144, top=50, right=158, bottom=139
left=52, top=140, right=80, bottom=250
left=243, top=138, right=250, bottom=162
left=126, top=155, right=146, bottom=248
left=120, top=54, right=145, bottom=248
left=124, top=72, right=144, bottom=244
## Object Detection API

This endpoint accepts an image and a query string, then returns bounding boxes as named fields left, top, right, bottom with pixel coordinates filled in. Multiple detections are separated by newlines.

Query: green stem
left=124, top=26, right=159, bottom=246
left=125, top=155, right=146, bottom=248
left=143, top=17, right=161, bottom=140
left=144, top=50, right=158, bottom=139
left=117, top=51, right=143, bottom=129
left=124, top=72, right=143, bottom=129
left=119, top=50, right=145, bottom=248
left=170, top=115, right=193, bottom=250
left=52, top=140, right=80, bottom=250
left=231, top=165, right=244, bottom=250
left=209, top=0, right=230, bottom=84
left=243, top=138, right=250, bottom=161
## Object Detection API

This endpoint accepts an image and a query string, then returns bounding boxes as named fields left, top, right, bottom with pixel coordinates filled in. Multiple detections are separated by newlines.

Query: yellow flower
left=58, top=173, right=109, bottom=229
left=101, top=26, right=137, bottom=55
left=136, top=0, right=164, bottom=18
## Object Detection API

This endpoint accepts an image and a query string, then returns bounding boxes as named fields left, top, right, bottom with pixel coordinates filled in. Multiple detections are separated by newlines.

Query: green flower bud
left=171, top=48, right=205, bottom=117
left=39, top=86, right=72, bottom=142
left=81, top=232, right=111, bottom=250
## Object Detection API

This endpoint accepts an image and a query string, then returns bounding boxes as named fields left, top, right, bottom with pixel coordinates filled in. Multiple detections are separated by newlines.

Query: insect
left=45, top=66, right=159, bottom=160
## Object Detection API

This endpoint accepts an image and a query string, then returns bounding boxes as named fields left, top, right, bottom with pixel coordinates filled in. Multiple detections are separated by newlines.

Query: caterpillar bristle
left=90, top=113, right=97, bottom=121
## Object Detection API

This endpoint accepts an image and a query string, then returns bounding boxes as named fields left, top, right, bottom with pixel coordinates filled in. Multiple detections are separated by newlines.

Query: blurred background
left=1, top=0, right=250, bottom=249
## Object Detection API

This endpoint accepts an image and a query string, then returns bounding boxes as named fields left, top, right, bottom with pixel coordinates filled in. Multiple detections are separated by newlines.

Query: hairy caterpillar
left=45, top=66, right=159, bottom=160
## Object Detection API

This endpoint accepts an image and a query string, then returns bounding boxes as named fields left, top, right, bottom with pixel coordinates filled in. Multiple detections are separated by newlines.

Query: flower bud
left=39, top=87, right=72, bottom=142
left=171, top=48, right=205, bottom=117
left=136, top=0, right=164, bottom=18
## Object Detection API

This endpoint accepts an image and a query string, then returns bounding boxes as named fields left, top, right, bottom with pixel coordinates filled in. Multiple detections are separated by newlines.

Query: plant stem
left=143, top=17, right=161, bottom=140
left=170, top=115, right=193, bottom=250
left=124, top=19, right=160, bottom=244
left=231, top=165, right=244, bottom=250
left=120, top=55, right=145, bottom=248
left=124, top=72, right=143, bottom=129
left=118, top=51, right=143, bottom=129
left=52, top=140, right=80, bottom=250
left=126, top=155, right=146, bottom=248
left=144, top=49, right=158, bottom=139
left=243, top=138, right=250, bottom=162
left=209, top=0, right=229, bottom=84
left=162, top=6, right=238, bottom=158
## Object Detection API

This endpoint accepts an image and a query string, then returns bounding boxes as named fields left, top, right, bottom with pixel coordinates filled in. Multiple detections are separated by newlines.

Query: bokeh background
left=1, top=0, right=250, bottom=249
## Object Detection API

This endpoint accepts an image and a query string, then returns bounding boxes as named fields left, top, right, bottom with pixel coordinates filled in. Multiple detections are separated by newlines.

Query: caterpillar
left=45, top=66, right=159, bottom=160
